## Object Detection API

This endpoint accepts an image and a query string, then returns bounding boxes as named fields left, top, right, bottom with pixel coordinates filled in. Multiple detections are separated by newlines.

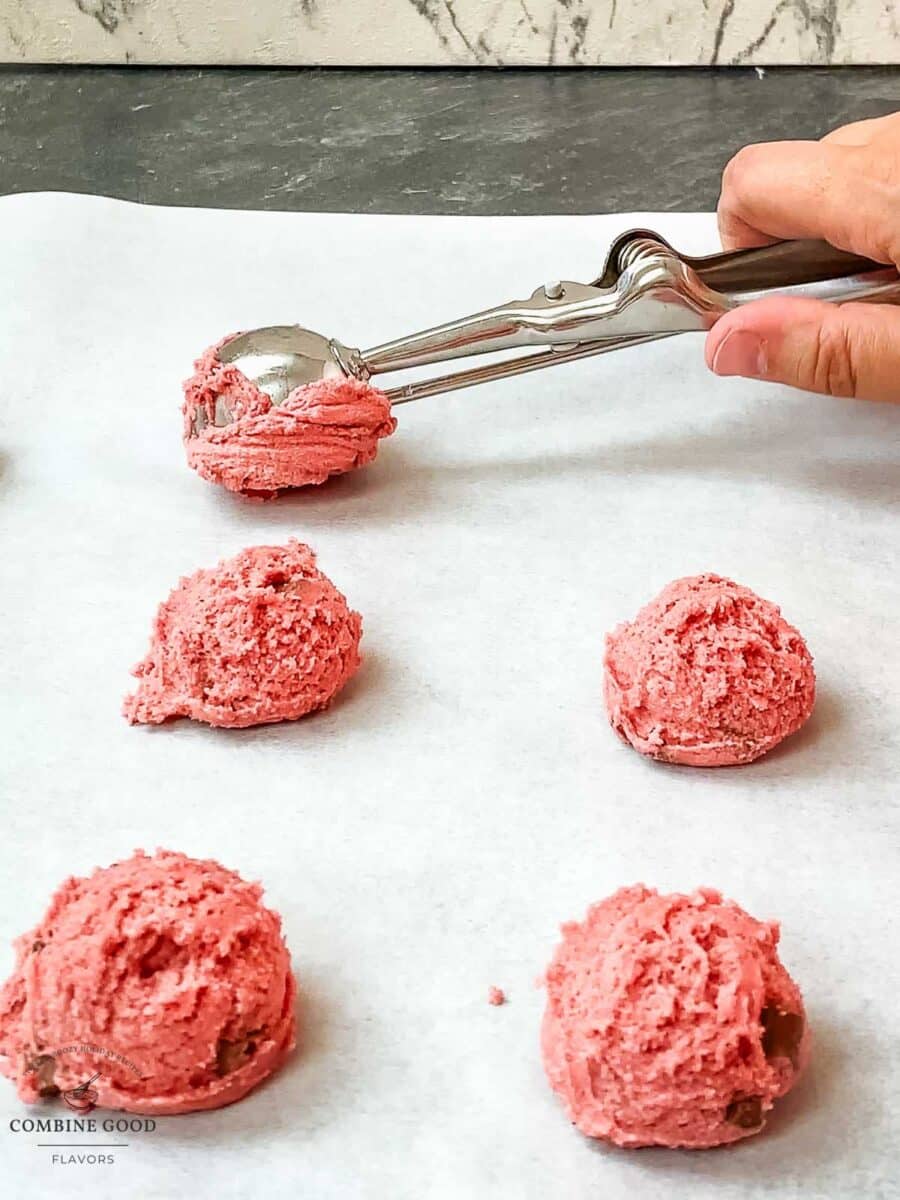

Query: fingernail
left=711, top=330, right=768, bottom=378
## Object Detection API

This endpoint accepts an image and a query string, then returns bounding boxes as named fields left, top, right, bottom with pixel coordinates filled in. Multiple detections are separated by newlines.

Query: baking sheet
left=0, top=192, right=898, bottom=1200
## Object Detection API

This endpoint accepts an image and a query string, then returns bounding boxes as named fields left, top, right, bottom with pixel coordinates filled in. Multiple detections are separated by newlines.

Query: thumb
left=705, top=295, right=900, bottom=403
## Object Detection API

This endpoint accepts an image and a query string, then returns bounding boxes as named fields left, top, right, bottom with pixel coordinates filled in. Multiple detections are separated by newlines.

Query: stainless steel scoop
left=190, top=230, right=900, bottom=434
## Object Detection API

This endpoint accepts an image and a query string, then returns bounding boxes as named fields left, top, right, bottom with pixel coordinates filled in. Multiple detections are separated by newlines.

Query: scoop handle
left=361, top=232, right=900, bottom=378
left=609, top=230, right=900, bottom=310
left=687, top=238, right=893, bottom=294
left=375, top=234, right=900, bottom=405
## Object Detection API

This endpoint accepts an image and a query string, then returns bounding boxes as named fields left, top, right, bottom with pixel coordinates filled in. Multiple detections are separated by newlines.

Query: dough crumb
left=488, top=986, right=506, bottom=1006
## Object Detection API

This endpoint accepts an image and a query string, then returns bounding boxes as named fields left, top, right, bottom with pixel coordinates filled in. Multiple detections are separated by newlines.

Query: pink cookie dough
left=542, top=885, right=809, bottom=1149
left=0, top=850, right=296, bottom=1115
left=488, top=986, right=506, bottom=1007
left=183, top=339, right=396, bottom=496
left=604, top=574, right=815, bottom=766
left=124, top=540, right=362, bottom=729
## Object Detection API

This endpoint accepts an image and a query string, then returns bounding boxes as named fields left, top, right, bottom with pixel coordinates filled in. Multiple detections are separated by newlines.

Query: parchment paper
left=1, top=193, right=898, bottom=1200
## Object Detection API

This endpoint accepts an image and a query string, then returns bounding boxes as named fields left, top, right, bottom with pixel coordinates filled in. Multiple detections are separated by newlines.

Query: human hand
left=705, top=113, right=900, bottom=402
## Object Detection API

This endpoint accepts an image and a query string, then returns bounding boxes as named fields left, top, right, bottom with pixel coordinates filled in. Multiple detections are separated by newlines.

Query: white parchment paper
left=0, top=193, right=898, bottom=1200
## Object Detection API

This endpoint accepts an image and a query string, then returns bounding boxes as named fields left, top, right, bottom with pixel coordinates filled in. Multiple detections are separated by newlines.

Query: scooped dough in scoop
left=124, top=540, right=362, bottom=728
left=183, top=339, right=396, bottom=497
left=541, top=884, right=809, bottom=1149
left=604, top=573, right=815, bottom=766
left=0, top=849, right=296, bottom=1115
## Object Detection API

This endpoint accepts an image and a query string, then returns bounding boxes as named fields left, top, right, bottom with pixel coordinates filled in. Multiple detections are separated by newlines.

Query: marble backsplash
left=2, top=1, right=898, bottom=65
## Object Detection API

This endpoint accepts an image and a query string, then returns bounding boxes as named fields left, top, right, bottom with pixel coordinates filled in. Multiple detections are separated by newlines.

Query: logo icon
left=61, top=1072, right=101, bottom=1113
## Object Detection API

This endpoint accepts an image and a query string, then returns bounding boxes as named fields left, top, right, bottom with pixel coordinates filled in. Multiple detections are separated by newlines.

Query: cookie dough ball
left=542, top=885, right=809, bottom=1149
left=0, top=850, right=296, bottom=1115
left=183, top=338, right=396, bottom=497
left=124, top=540, right=362, bottom=729
left=604, top=574, right=815, bottom=766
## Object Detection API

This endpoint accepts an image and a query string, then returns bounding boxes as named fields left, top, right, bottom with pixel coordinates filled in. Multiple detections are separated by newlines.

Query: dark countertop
left=1, top=66, right=899, bottom=213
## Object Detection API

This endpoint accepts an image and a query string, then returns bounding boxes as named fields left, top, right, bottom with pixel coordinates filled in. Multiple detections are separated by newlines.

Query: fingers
left=718, top=140, right=828, bottom=250
left=716, top=139, right=900, bottom=266
left=822, top=118, right=881, bottom=147
left=822, top=112, right=900, bottom=147
left=704, top=295, right=900, bottom=403
left=713, top=117, right=900, bottom=401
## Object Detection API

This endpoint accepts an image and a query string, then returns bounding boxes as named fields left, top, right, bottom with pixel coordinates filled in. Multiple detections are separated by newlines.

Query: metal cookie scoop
left=190, top=230, right=900, bottom=435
